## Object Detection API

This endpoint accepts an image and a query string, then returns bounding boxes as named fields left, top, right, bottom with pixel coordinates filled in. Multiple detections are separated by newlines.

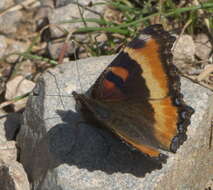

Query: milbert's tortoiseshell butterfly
left=72, top=24, right=194, bottom=160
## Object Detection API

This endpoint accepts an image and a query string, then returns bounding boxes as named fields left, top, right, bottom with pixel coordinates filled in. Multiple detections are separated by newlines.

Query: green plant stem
left=115, top=2, right=213, bottom=29
left=71, top=2, right=213, bottom=34
left=60, top=18, right=115, bottom=26
left=75, top=26, right=130, bottom=35
left=18, top=52, right=58, bottom=65
left=11, top=92, right=30, bottom=101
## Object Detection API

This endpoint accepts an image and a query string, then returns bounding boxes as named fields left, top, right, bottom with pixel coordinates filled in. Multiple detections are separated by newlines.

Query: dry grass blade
left=192, top=0, right=211, bottom=33
left=0, top=91, right=30, bottom=109
left=197, top=65, right=213, bottom=82
left=208, top=95, right=213, bottom=149
left=58, top=31, right=75, bottom=65
left=0, top=0, right=39, bottom=17
left=182, top=73, right=213, bottom=91
left=172, top=19, right=192, bottom=53
left=0, top=100, right=14, bottom=109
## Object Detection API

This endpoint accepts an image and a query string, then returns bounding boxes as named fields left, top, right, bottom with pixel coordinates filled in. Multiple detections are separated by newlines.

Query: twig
left=58, top=32, right=74, bottom=64
left=0, top=114, right=8, bottom=119
left=197, top=65, right=213, bottom=82
left=76, top=0, right=94, bottom=46
left=39, top=24, right=68, bottom=37
left=0, top=0, right=38, bottom=17
left=172, top=19, right=192, bottom=52
left=0, top=100, right=14, bottom=109
left=72, top=40, right=83, bottom=93
left=0, top=93, right=30, bottom=109
left=181, top=73, right=213, bottom=91
left=46, top=71, right=65, bottom=111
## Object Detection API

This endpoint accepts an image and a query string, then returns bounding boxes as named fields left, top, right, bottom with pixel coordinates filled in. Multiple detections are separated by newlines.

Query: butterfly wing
left=93, top=24, right=177, bottom=101
left=73, top=24, right=194, bottom=159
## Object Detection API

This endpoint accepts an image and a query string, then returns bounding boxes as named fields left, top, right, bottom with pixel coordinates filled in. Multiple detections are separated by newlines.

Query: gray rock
left=0, top=112, right=29, bottom=190
left=4, top=39, right=29, bottom=63
left=0, top=141, right=17, bottom=162
left=0, top=160, right=30, bottom=190
left=195, top=33, right=212, bottom=61
left=0, top=111, right=21, bottom=162
left=0, top=110, right=7, bottom=143
left=54, top=0, right=79, bottom=8
left=4, top=113, right=21, bottom=141
left=47, top=41, right=75, bottom=60
left=173, top=35, right=195, bottom=62
left=0, top=0, right=5, bottom=10
left=0, top=0, right=13, bottom=10
left=17, top=55, right=213, bottom=190
left=0, top=35, right=7, bottom=58
left=173, top=35, right=195, bottom=72
left=0, top=35, right=29, bottom=63
left=205, top=178, right=213, bottom=190
left=0, top=11, right=23, bottom=34
left=14, top=0, right=26, bottom=3
left=47, top=1, right=106, bottom=38
left=0, top=111, right=19, bottom=163
left=0, top=111, right=22, bottom=142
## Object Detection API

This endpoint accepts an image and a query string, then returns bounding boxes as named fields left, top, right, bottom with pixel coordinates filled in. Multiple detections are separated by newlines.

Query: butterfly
left=72, top=24, right=194, bottom=160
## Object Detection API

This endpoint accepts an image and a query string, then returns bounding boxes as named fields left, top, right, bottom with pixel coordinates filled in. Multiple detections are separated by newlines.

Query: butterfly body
left=73, top=24, right=194, bottom=160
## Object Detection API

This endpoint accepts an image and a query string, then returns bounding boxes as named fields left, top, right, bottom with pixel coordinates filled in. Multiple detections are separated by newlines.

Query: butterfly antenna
left=208, top=96, right=213, bottom=149
left=72, top=39, right=83, bottom=93
left=47, top=70, right=66, bottom=111
left=210, top=119, right=213, bottom=149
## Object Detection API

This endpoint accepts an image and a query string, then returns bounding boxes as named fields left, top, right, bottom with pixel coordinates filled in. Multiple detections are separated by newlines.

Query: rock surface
left=5, top=75, right=36, bottom=111
left=0, top=141, right=17, bottom=162
left=173, top=35, right=195, bottom=63
left=0, top=10, right=23, bottom=34
left=44, top=0, right=107, bottom=38
left=0, top=35, right=7, bottom=58
left=0, top=160, right=30, bottom=190
left=0, top=112, right=30, bottom=190
left=17, top=55, right=213, bottom=190
left=0, top=0, right=13, bottom=10
left=194, top=33, right=212, bottom=60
